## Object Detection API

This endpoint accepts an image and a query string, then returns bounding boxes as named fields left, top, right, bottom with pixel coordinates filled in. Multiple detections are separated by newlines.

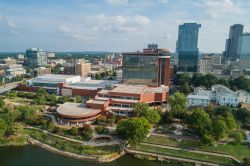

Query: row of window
left=98, top=94, right=140, bottom=100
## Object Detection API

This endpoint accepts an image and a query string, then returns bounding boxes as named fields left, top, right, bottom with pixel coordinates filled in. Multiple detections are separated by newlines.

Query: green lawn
left=144, top=135, right=250, bottom=160
left=134, top=144, right=234, bottom=165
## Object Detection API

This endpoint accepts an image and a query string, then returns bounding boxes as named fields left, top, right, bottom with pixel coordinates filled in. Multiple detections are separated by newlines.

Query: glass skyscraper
left=176, top=23, right=201, bottom=72
left=122, top=48, right=170, bottom=86
left=224, top=24, right=244, bottom=60
left=238, top=33, right=250, bottom=59
left=26, top=48, right=48, bottom=67
left=238, top=33, right=250, bottom=69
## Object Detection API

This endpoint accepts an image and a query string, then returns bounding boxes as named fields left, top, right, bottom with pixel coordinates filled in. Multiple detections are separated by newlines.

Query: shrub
left=95, top=126, right=109, bottom=135
left=78, top=125, right=93, bottom=141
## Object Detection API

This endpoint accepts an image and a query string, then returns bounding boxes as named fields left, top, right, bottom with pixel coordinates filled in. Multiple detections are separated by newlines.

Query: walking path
left=125, top=148, right=219, bottom=166
left=141, top=142, right=241, bottom=163
left=25, top=126, right=120, bottom=146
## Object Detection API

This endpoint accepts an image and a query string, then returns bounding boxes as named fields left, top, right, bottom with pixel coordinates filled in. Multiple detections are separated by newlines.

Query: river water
left=0, top=145, right=182, bottom=166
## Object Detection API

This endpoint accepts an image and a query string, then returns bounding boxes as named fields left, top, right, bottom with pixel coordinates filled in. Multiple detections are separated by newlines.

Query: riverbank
left=29, top=138, right=125, bottom=163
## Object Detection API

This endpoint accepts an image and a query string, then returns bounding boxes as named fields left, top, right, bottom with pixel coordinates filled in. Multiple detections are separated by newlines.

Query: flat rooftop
left=110, top=84, right=168, bottom=94
left=212, top=84, right=237, bottom=96
left=30, top=74, right=80, bottom=84
left=57, top=102, right=101, bottom=117
left=86, top=99, right=107, bottom=105
left=187, top=94, right=210, bottom=100
left=65, top=79, right=118, bottom=90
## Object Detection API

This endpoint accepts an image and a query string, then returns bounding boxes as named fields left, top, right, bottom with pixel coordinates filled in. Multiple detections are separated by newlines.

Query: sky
left=0, top=0, right=250, bottom=53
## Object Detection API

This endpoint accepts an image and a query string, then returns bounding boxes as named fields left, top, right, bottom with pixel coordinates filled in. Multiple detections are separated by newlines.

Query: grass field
left=133, top=144, right=234, bottom=165
left=144, top=135, right=250, bottom=160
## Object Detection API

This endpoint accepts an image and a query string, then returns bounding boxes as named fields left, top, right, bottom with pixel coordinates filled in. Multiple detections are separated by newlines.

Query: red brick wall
left=71, top=88, right=99, bottom=98
left=17, top=84, right=39, bottom=92
left=165, top=57, right=171, bottom=86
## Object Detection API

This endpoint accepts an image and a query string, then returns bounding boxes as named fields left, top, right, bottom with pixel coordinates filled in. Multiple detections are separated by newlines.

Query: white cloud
left=106, top=0, right=128, bottom=5
left=57, top=25, right=92, bottom=41
left=134, top=15, right=151, bottom=26
left=57, top=25, right=72, bottom=33
left=0, top=14, right=19, bottom=34
left=77, top=14, right=150, bottom=33
left=196, top=0, right=244, bottom=19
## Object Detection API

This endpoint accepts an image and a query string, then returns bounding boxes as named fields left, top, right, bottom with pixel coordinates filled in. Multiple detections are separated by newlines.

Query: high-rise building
left=176, top=23, right=201, bottom=72
left=238, top=33, right=250, bottom=69
left=148, top=43, right=158, bottom=51
left=26, top=48, right=47, bottom=67
left=63, top=60, right=91, bottom=77
left=122, top=48, right=170, bottom=86
left=223, top=24, right=244, bottom=60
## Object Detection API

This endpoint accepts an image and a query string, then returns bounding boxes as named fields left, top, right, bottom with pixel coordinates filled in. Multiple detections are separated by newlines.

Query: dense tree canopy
left=132, top=103, right=161, bottom=125
left=212, top=116, right=229, bottom=140
left=187, top=108, right=212, bottom=137
left=234, top=108, right=250, bottom=126
left=116, top=117, right=151, bottom=145
left=176, top=73, right=250, bottom=92
left=168, top=92, right=187, bottom=114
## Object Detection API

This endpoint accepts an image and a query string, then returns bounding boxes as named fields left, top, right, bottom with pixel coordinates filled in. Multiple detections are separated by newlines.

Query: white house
left=212, top=85, right=240, bottom=107
left=237, top=90, right=250, bottom=104
left=187, top=94, right=210, bottom=107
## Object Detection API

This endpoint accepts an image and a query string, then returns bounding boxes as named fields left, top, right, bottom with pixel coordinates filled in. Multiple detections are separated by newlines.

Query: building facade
left=176, top=23, right=201, bottom=72
left=199, top=54, right=222, bottom=74
left=122, top=48, right=171, bottom=86
left=238, top=33, right=250, bottom=70
left=26, top=48, right=47, bottom=67
left=86, top=84, right=169, bottom=116
left=223, top=24, right=244, bottom=60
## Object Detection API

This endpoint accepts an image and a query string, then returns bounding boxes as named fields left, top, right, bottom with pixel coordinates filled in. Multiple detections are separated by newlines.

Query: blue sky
left=0, top=0, right=250, bottom=52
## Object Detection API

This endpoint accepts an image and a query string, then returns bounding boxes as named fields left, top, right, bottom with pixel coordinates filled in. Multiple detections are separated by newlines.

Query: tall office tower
left=122, top=48, right=171, bottom=87
left=237, top=33, right=250, bottom=69
left=26, top=48, right=47, bottom=67
left=176, top=23, right=201, bottom=72
left=224, top=24, right=244, bottom=60
left=148, top=43, right=158, bottom=51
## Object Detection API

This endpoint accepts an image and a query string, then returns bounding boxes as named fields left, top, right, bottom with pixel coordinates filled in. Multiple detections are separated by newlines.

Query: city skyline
left=0, top=0, right=250, bottom=52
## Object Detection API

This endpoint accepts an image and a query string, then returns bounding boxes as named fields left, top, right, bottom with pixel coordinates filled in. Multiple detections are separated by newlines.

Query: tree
left=7, top=91, right=17, bottom=99
left=139, top=109, right=161, bottom=125
left=176, top=73, right=191, bottom=85
left=36, top=88, right=48, bottom=97
left=203, top=74, right=218, bottom=89
left=225, top=112, right=237, bottom=130
left=47, top=94, right=57, bottom=104
left=168, top=92, right=187, bottom=115
left=58, top=96, right=69, bottom=104
left=116, top=117, right=151, bottom=145
left=180, top=82, right=191, bottom=95
left=69, top=127, right=78, bottom=136
left=214, top=106, right=231, bottom=117
left=95, top=126, right=109, bottom=135
left=95, top=74, right=101, bottom=80
left=0, top=118, right=7, bottom=137
left=201, top=134, right=214, bottom=145
left=75, top=96, right=82, bottom=103
left=132, top=103, right=150, bottom=117
left=187, top=108, right=212, bottom=137
left=212, top=116, right=229, bottom=140
left=0, top=97, right=4, bottom=108
left=229, top=131, right=243, bottom=144
left=191, top=73, right=203, bottom=87
left=33, top=96, right=46, bottom=105
left=78, top=125, right=93, bottom=140
left=132, top=103, right=161, bottom=125
left=233, top=108, right=250, bottom=126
